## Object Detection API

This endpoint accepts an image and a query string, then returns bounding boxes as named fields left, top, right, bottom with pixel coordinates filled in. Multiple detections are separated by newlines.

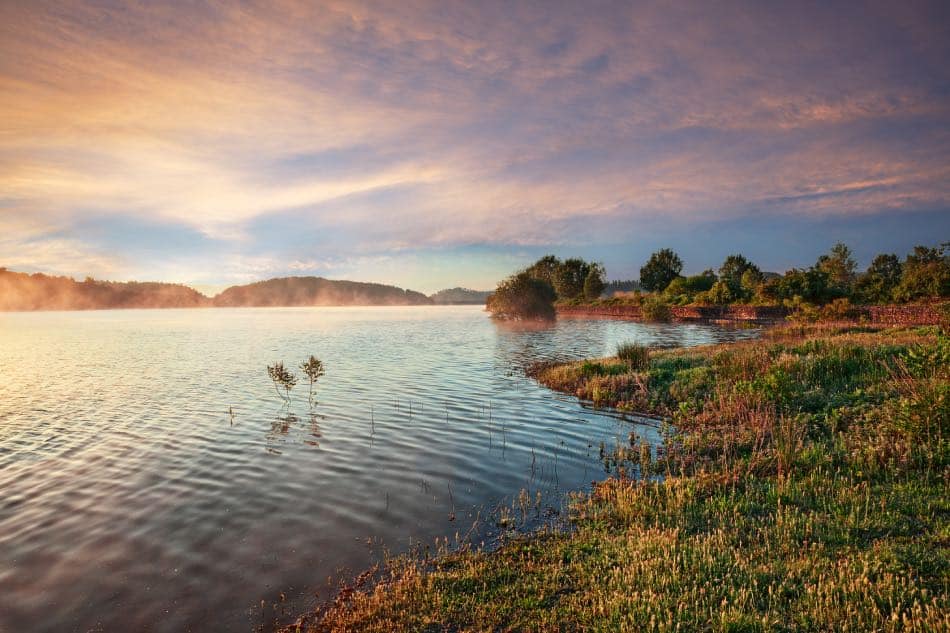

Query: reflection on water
left=0, top=306, right=757, bottom=632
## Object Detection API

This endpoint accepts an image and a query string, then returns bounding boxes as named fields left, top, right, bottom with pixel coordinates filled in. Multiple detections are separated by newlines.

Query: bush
left=487, top=271, right=557, bottom=320
left=616, top=341, right=649, bottom=370
left=820, top=298, right=858, bottom=321
left=707, top=280, right=734, bottom=305
left=583, top=264, right=606, bottom=300
left=641, top=296, right=672, bottom=322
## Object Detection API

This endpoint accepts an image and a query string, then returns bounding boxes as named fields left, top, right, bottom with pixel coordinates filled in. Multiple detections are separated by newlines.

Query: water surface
left=0, top=306, right=758, bottom=632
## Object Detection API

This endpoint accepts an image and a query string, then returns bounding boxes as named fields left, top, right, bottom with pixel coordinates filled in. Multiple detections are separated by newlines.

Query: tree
left=816, top=243, right=857, bottom=291
left=583, top=264, right=606, bottom=300
left=707, top=280, right=734, bottom=305
left=740, top=269, right=763, bottom=299
left=553, top=258, right=591, bottom=300
left=894, top=244, right=950, bottom=301
left=718, top=254, right=761, bottom=297
left=639, top=249, right=683, bottom=292
left=854, top=253, right=902, bottom=303
left=524, top=255, right=561, bottom=286
left=759, top=268, right=832, bottom=304
left=487, top=271, right=557, bottom=320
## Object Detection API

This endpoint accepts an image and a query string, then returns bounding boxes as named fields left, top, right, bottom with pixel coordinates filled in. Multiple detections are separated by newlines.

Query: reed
left=616, top=340, right=649, bottom=370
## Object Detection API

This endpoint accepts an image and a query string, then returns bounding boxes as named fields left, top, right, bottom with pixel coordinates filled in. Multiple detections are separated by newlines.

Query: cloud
left=0, top=0, right=948, bottom=287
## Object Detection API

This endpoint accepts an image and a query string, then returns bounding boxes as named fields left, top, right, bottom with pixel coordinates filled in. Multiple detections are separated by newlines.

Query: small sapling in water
left=267, top=361, right=298, bottom=404
left=299, top=355, right=325, bottom=407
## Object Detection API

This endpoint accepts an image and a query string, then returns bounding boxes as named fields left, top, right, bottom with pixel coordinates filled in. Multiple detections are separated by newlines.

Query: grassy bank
left=288, top=325, right=948, bottom=632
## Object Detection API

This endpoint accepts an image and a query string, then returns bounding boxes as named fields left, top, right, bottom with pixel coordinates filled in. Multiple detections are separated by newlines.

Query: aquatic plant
left=266, top=361, right=297, bottom=403
left=300, top=355, right=325, bottom=406
left=616, top=341, right=649, bottom=370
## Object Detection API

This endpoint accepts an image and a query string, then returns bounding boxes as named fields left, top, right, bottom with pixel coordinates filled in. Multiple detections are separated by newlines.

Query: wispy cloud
left=1, top=0, right=948, bottom=290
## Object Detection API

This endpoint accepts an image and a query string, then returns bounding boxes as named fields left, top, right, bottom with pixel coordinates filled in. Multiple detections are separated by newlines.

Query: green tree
left=854, top=253, right=902, bottom=303
left=707, top=280, right=734, bottom=305
left=816, top=243, right=857, bottom=292
left=487, top=271, right=557, bottom=320
left=740, top=269, right=763, bottom=299
left=759, top=268, right=833, bottom=304
left=718, top=254, right=761, bottom=297
left=554, top=258, right=591, bottom=300
left=894, top=244, right=950, bottom=301
left=639, top=249, right=683, bottom=292
left=583, top=264, right=606, bottom=300
left=524, top=255, right=561, bottom=286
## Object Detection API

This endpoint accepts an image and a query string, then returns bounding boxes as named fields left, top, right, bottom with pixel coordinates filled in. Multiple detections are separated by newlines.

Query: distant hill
left=212, top=276, right=432, bottom=307
left=0, top=269, right=434, bottom=311
left=429, top=287, right=492, bottom=304
left=0, top=268, right=209, bottom=311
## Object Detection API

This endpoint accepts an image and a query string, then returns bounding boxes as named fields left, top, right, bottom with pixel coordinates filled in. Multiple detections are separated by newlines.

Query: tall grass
left=616, top=341, right=649, bottom=370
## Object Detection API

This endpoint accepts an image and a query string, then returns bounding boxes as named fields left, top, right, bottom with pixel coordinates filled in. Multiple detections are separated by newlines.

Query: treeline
left=487, top=256, right=605, bottom=319
left=0, top=268, right=209, bottom=311
left=0, top=269, right=433, bottom=311
left=629, top=242, right=949, bottom=309
left=487, top=242, right=949, bottom=320
left=429, top=288, right=492, bottom=304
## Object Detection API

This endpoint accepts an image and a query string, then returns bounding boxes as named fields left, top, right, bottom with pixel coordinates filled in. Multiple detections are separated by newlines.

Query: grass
left=616, top=341, right=650, bottom=371
left=285, top=324, right=949, bottom=632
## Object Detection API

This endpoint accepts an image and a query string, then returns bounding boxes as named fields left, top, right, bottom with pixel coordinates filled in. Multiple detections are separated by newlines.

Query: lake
left=0, top=306, right=758, bottom=632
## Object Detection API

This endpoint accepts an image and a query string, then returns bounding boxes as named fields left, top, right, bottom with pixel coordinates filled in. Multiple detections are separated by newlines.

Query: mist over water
left=0, top=306, right=758, bottom=632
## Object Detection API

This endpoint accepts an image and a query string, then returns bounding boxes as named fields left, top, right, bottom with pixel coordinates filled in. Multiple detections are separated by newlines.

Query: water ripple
left=0, top=306, right=757, bottom=632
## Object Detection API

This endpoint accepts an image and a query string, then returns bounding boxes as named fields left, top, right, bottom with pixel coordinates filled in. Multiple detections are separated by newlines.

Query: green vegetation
left=615, top=341, right=649, bottom=370
left=639, top=247, right=683, bottom=291
left=638, top=242, right=949, bottom=314
left=640, top=295, right=672, bottom=322
left=583, top=265, right=607, bottom=301
left=489, top=256, right=606, bottom=319
left=288, top=325, right=948, bottom=632
left=486, top=271, right=558, bottom=320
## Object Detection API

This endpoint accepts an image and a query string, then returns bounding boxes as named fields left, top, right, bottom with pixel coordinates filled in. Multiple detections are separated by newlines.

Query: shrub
left=641, top=295, right=672, bottom=322
left=616, top=341, right=649, bottom=370
left=785, top=296, right=820, bottom=323
left=487, top=271, right=557, bottom=320
left=820, top=298, right=858, bottom=321
left=583, top=265, right=606, bottom=300
left=707, top=280, right=734, bottom=305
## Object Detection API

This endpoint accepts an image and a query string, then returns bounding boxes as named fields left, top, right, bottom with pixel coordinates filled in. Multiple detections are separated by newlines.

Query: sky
left=1, top=1, right=949, bottom=295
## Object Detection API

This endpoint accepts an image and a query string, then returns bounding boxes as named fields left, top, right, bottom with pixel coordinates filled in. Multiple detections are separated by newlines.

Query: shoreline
left=556, top=302, right=946, bottom=326
left=282, top=322, right=948, bottom=631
